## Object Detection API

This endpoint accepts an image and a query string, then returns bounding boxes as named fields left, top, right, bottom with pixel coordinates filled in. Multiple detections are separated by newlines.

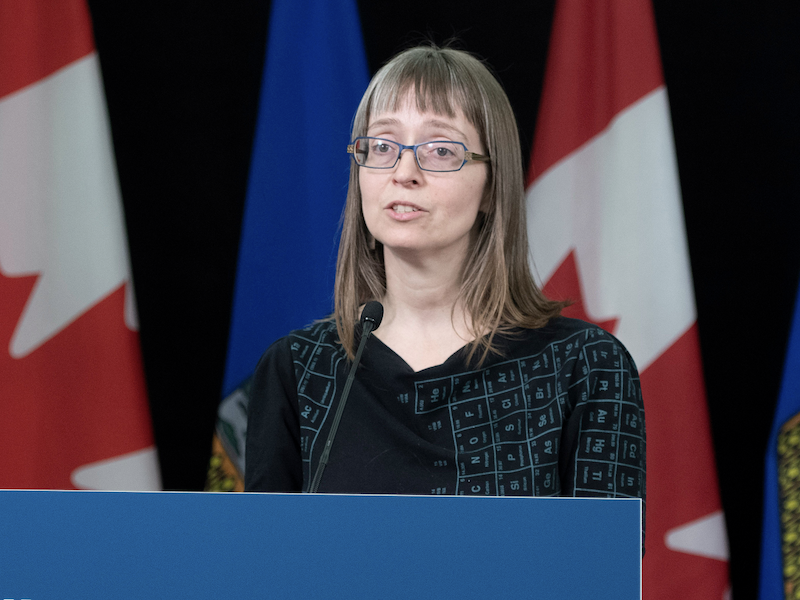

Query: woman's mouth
left=392, top=204, right=419, bottom=213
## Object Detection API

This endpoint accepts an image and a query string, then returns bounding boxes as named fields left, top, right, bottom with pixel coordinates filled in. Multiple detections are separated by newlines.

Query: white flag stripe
left=526, top=87, right=696, bottom=370
left=0, top=52, right=132, bottom=358
left=665, top=511, right=730, bottom=561
left=70, top=446, right=162, bottom=490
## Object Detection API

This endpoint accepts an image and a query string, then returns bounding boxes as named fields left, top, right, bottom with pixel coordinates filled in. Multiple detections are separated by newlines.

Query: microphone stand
left=308, top=302, right=383, bottom=493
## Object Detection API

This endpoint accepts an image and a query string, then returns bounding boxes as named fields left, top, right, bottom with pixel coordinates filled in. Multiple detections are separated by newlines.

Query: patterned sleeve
left=559, top=330, right=646, bottom=505
left=244, top=336, right=304, bottom=492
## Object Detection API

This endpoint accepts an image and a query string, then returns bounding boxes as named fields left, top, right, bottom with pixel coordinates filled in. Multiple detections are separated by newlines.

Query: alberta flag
left=206, top=0, right=369, bottom=491
left=760, top=279, right=800, bottom=600
left=0, top=0, right=160, bottom=489
left=525, top=0, right=730, bottom=597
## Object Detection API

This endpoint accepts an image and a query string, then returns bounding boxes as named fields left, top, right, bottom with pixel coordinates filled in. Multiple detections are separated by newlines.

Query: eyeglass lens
left=354, top=138, right=466, bottom=171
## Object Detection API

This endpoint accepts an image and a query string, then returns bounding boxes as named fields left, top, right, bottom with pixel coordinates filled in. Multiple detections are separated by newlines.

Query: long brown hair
left=334, top=44, right=564, bottom=363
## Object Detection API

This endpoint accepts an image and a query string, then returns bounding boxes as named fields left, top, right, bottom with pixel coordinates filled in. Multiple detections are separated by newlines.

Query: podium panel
left=0, top=491, right=640, bottom=599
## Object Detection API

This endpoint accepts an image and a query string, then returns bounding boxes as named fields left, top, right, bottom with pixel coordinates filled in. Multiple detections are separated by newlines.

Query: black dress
left=245, top=316, right=645, bottom=508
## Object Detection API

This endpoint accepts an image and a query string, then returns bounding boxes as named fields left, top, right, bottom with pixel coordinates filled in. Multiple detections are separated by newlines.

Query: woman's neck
left=373, top=248, right=474, bottom=372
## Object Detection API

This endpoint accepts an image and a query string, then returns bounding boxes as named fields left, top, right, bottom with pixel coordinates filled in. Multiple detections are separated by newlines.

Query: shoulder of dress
left=256, top=319, right=339, bottom=359
left=284, top=319, right=343, bottom=353
left=499, top=316, right=610, bottom=353
left=549, top=318, right=640, bottom=375
left=536, top=316, right=633, bottom=349
left=500, top=317, right=638, bottom=371
left=292, top=318, right=337, bottom=336
left=544, top=316, right=609, bottom=336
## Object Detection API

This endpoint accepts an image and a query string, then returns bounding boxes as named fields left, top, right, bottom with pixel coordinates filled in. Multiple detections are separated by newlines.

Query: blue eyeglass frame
left=346, top=136, right=490, bottom=172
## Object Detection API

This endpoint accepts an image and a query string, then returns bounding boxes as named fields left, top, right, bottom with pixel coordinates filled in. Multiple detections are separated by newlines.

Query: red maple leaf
left=0, top=268, right=154, bottom=489
left=542, top=249, right=620, bottom=334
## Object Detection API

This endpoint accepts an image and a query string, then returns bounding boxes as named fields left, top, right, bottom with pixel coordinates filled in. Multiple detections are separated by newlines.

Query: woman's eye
left=374, top=143, right=393, bottom=153
left=424, top=143, right=457, bottom=160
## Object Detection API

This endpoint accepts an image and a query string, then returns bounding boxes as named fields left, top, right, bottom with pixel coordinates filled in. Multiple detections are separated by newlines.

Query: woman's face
left=359, top=98, right=488, bottom=264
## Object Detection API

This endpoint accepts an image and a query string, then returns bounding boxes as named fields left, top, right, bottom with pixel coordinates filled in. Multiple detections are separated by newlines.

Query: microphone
left=308, top=301, right=383, bottom=493
left=360, top=300, right=384, bottom=332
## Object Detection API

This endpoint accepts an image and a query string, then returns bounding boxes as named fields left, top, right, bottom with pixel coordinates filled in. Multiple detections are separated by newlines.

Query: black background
left=86, top=1, right=800, bottom=597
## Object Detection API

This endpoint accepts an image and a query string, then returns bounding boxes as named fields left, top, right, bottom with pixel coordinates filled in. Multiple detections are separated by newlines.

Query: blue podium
left=0, top=491, right=640, bottom=599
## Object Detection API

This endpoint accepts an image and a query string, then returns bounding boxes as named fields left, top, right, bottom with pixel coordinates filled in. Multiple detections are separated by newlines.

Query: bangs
left=362, top=48, right=486, bottom=135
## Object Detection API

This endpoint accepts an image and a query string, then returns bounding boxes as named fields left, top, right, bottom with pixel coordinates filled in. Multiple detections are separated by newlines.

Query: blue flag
left=206, top=0, right=368, bottom=490
left=760, top=277, right=800, bottom=599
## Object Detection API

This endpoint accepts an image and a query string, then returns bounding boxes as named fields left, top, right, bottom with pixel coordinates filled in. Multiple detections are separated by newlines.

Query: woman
left=245, top=45, right=645, bottom=504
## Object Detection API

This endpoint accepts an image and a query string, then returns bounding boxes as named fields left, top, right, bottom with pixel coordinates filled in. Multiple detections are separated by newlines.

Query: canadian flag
left=0, top=0, right=160, bottom=489
left=525, top=0, right=730, bottom=597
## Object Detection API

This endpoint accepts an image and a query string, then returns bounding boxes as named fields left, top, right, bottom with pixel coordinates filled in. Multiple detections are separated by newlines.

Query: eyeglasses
left=347, top=137, right=490, bottom=172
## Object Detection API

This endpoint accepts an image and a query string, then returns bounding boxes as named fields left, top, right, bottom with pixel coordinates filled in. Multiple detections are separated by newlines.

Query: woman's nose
left=393, top=147, right=422, bottom=182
